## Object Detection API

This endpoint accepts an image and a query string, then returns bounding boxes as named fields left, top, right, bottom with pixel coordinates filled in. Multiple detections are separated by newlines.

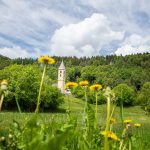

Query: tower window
left=60, top=71, right=62, bottom=73
left=60, top=74, right=61, bottom=77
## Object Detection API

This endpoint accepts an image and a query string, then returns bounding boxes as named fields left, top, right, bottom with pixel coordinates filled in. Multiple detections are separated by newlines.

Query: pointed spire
left=59, top=60, right=65, bottom=70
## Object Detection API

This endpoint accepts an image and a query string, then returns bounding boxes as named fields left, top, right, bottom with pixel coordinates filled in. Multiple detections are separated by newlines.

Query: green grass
left=0, top=96, right=150, bottom=149
left=0, top=96, right=150, bottom=128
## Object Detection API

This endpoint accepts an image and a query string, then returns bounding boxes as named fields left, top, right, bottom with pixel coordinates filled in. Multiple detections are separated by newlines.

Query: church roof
left=59, top=60, right=65, bottom=70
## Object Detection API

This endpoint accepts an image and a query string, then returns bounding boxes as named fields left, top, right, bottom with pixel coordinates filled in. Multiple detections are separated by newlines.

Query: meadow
left=0, top=96, right=150, bottom=150
left=1, top=96, right=150, bottom=126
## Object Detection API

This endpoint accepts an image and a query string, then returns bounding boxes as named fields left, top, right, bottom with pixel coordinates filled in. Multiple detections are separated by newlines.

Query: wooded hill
left=0, top=53, right=150, bottom=90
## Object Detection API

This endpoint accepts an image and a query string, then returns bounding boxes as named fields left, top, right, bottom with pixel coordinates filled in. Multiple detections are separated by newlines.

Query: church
left=57, top=61, right=66, bottom=93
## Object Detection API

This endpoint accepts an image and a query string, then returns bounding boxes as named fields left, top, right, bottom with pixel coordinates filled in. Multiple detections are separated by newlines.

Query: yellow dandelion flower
left=90, top=84, right=102, bottom=92
left=110, top=118, right=117, bottom=124
left=1, top=80, right=8, bottom=85
left=124, top=120, right=132, bottom=124
left=38, top=56, right=55, bottom=64
left=65, top=82, right=78, bottom=89
left=100, top=131, right=120, bottom=141
left=134, top=123, right=141, bottom=128
left=79, top=80, right=89, bottom=86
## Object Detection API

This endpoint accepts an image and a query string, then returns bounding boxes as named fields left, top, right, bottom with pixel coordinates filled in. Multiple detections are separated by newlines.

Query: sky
left=0, top=0, right=150, bottom=58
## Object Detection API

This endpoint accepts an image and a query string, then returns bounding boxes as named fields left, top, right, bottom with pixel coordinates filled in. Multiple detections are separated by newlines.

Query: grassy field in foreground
left=0, top=96, right=150, bottom=149
left=0, top=96, right=150, bottom=129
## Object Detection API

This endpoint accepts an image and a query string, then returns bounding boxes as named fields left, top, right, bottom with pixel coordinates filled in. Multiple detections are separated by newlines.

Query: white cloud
left=115, top=34, right=150, bottom=56
left=0, top=46, right=44, bottom=59
left=0, top=47, right=29, bottom=58
left=80, top=0, right=150, bottom=35
left=50, top=13, right=124, bottom=57
left=0, top=0, right=78, bottom=50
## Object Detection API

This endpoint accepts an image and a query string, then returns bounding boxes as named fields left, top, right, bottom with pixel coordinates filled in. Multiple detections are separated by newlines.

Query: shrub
left=113, top=84, right=136, bottom=106
left=0, top=64, right=63, bottom=111
left=41, top=85, right=64, bottom=110
left=87, top=91, right=106, bottom=105
left=72, top=86, right=106, bottom=105
left=71, top=86, right=84, bottom=99
left=137, top=82, right=150, bottom=112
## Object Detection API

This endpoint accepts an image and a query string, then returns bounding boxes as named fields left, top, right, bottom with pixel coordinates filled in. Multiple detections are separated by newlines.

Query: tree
left=113, top=84, right=136, bottom=106
left=0, top=64, right=63, bottom=111
left=137, top=82, right=150, bottom=113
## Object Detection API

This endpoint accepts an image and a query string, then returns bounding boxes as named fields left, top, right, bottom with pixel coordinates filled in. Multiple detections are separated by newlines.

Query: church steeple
left=59, top=60, right=65, bottom=70
left=58, top=60, right=66, bottom=93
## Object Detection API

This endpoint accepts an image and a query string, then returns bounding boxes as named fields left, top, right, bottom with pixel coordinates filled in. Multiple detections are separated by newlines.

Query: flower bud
left=1, top=80, right=8, bottom=90
left=8, top=134, right=13, bottom=139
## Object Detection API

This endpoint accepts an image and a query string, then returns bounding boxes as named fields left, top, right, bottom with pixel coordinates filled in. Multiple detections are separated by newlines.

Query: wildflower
left=110, top=118, right=117, bottom=124
left=8, top=134, right=13, bottom=139
left=124, top=120, right=132, bottom=124
left=35, top=56, right=55, bottom=113
left=101, top=131, right=120, bottom=141
left=1, top=80, right=8, bottom=90
left=38, top=56, right=55, bottom=64
left=124, top=120, right=132, bottom=130
left=134, top=123, right=141, bottom=128
left=1, top=80, right=8, bottom=85
left=79, top=80, right=89, bottom=87
left=0, top=136, right=5, bottom=141
left=65, top=82, right=78, bottom=89
left=90, top=84, right=102, bottom=92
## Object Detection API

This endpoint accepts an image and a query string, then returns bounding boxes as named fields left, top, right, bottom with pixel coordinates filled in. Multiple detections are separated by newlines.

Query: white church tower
left=58, top=60, right=66, bottom=93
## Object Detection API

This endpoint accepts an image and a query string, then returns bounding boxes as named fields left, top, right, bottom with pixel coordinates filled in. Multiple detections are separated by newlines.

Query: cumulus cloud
left=115, top=34, right=150, bottom=56
left=0, top=0, right=78, bottom=51
left=50, top=13, right=124, bottom=57
left=0, top=46, right=44, bottom=59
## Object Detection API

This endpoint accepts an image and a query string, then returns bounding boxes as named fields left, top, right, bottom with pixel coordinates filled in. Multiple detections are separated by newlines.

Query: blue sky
left=0, top=0, right=150, bottom=58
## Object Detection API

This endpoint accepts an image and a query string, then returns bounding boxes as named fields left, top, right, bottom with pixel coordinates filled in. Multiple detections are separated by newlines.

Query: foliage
left=0, top=90, right=149, bottom=149
left=0, top=55, right=11, bottom=70
left=0, top=64, right=63, bottom=111
left=137, top=82, right=150, bottom=112
left=41, top=85, right=64, bottom=110
left=1, top=53, right=150, bottom=91
left=72, top=86, right=106, bottom=105
left=113, top=84, right=136, bottom=106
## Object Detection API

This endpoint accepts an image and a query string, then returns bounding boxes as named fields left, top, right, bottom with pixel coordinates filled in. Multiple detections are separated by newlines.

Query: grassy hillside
left=0, top=96, right=149, bottom=128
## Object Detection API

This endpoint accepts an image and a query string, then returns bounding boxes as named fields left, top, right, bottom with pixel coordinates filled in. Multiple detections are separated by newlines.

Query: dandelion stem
left=0, top=94, right=4, bottom=111
left=35, top=64, right=47, bottom=113
left=129, top=138, right=132, bottom=150
left=84, top=88, right=88, bottom=111
left=120, top=100, right=124, bottom=127
left=95, top=92, right=98, bottom=123
left=67, top=94, right=70, bottom=112
left=104, top=96, right=111, bottom=150
left=15, top=95, right=21, bottom=113
left=109, top=105, right=116, bottom=120
left=120, top=89, right=124, bottom=127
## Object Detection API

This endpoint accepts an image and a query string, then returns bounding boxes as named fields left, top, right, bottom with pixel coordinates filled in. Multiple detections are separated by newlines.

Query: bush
left=137, top=82, right=150, bottom=112
left=41, top=85, right=64, bottom=110
left=87, top=91, right=106, bottom=105
left=71, top=86, right=84, bottom=99
left=0, top=64, right=63, bottom=111
left=72, top=86, right=106, bottom=105
left=113, top=84, right=136, bottom=106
